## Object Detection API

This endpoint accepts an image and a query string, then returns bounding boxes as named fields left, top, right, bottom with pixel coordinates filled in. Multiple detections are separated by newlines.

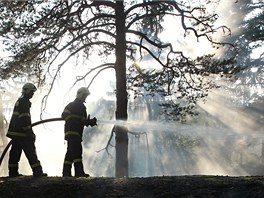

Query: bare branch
left=96, top=126, right=150, bottom=157
left=96, top=125, right=115, bottom=157
left=72, top=63, right=115, bottom=88
left=128, top=130, right=149, bottom=154
left=40, top=41, right=115, bottom=117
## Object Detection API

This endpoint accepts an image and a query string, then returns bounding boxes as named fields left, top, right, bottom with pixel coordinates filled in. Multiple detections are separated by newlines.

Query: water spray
left=97, top=119, right=130, bottom=126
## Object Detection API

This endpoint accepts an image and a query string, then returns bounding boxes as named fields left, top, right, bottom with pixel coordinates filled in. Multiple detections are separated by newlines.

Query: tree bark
left=114, top=125, right=129, bottom=178
left=113, top=1, right=129, bottom=178
left=115, top=1, right=128, bottom=121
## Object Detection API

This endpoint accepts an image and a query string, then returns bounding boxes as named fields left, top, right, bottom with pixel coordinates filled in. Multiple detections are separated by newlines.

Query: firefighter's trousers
left=8, top=138, right=44, bottom=176
left=63, top=136, right=86, bottom=177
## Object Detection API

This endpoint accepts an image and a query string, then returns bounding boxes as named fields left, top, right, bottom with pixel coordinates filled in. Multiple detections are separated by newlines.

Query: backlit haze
left=0, top=0, right=263, bottom=177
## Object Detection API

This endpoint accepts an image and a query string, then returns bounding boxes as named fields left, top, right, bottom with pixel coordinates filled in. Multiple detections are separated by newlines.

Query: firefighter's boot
left=62, top=162, right=72, bottom=177
left=32, top=164, right=47, bottom=177
left=8, top=164, right=22, bottom=177
left=74, top=162, right=89, bottom=177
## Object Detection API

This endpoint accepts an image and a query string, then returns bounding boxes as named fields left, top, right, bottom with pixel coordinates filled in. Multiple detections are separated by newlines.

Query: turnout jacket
left=62, top=98, right=87, bottom=140
left=7, top=96, right=35, bottom=140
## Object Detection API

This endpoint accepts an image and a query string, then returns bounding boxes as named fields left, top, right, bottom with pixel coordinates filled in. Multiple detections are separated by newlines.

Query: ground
left=0, top=175, right=264, bottom=197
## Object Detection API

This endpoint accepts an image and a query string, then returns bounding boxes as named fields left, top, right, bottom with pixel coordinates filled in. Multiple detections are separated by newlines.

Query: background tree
left=222, top=0, right=263, bottom=105
left=0, top=0, right=237, bottom=121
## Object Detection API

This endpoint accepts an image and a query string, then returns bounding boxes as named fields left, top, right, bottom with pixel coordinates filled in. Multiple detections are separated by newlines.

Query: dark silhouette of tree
left=0, top=0, right=236, bottom=121
left=221, top=0, right=263, bottom=105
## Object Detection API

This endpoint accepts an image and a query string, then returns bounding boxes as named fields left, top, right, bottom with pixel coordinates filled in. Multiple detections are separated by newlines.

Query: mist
left=0, top=0, right=263, bottom=178
left=2, top=79, right=260, bottom=178
left=0, top=67, right=263, bottom=178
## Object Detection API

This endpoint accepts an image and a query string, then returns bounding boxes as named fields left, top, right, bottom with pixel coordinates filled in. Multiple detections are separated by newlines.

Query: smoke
left=78, top=75, right=263, bottom=177
left=0, top=74, right=263, bottom=177
left=1, top=0, right=263, bottom=178
left=81, top=118, right=263, bottom=177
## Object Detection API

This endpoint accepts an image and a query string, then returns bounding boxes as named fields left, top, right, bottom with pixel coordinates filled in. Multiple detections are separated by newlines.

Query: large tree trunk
left=115, top=1, right=128, bottom=121
left=114, top=125, right=129, bottom=178
left=114, top=2, right=129, bottom=178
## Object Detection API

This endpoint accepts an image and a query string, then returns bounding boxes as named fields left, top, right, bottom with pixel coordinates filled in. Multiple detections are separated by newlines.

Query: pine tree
left=0, top=0, right=236, bottom=120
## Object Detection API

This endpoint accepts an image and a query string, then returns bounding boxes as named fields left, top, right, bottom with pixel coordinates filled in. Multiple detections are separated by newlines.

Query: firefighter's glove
left=84, top=115, right=97, bottom=127
left=89, top=117, right=97, bottom=127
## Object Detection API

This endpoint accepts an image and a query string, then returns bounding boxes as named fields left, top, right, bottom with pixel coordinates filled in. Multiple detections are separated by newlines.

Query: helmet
left=22, top=83, right=37, bottom=94
left=76, top=87, right=90, bottom=99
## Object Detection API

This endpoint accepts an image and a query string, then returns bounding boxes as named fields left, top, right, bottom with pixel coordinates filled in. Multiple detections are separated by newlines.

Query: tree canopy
left=0, top=0, right=238, bottom=121
left=220, top=0, right=263, bottom=105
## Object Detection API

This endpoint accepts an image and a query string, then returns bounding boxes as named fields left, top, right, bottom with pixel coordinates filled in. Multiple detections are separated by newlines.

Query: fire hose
left=0, top=117, right=64, bottom=167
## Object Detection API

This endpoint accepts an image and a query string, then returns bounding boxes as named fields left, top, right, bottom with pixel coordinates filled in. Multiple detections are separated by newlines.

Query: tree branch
left=72, top=63, right=115, bottom=88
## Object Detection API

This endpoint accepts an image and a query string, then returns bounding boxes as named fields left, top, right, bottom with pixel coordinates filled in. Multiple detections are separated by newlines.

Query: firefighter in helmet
left=6, top=83, right=47, bottom=177
left=62, top=87, right=97, bottom=177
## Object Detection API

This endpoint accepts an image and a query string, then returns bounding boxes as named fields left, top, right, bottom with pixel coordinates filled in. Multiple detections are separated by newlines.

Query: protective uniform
left=6, top=83, right=47, bottom=177
left=62, top=87, right=97, bottom=177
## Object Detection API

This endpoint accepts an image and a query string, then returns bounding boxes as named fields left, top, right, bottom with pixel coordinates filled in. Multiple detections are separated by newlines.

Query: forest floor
left=0, top=175, right=264, bottom=198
